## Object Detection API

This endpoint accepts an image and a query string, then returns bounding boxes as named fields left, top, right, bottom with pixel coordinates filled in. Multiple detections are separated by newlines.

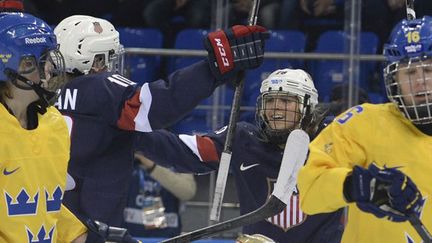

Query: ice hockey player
left=298, top=16, right=431, bottom=243
left=54, top=14, right=269, bottom=242
left=135, top=68, right=344, bottom=242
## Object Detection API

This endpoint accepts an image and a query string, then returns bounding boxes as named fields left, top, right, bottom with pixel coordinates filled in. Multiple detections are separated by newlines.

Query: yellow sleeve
left=298, top=105, right=370, bottom=215
left=56, top=204, right=87, bottom=243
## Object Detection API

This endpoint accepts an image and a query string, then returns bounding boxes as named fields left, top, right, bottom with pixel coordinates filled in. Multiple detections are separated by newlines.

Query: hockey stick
left=408, top=214, right=432, bottom=243
left=209, top=0, right=262, bottom=222
left=162, top=129, right=310, bottom=243
left=403, top=1, right=432, bottom=242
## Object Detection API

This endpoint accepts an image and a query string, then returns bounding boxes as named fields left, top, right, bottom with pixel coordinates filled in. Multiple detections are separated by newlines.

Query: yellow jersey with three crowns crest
left=0, top=104, right=86, bottom=242
left=299, top=103, right=432, bottom=243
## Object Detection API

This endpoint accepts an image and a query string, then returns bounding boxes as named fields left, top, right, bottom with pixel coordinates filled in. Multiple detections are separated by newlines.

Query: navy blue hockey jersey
left=135, top=122, right=344, bottom=243
left=55, top=60, right=221, bottom=227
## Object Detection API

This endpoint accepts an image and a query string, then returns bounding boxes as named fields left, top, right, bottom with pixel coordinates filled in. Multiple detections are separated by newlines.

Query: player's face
left=263, top=94, right=301, bottom=130
left=18, top=57, right=40, bottom=84
left=396, top=59, right=432, bottom=106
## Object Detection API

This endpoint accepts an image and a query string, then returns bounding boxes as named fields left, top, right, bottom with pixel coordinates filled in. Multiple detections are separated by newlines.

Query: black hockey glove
left=204, top=25, right=269, bottom=82
left=343, top=163, right=424, bottom=222
left=84, top=219, right=141, bottom=243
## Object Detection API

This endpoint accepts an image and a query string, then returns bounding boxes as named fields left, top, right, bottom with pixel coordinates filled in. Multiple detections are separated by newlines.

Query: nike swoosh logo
left=3, top=167, right=20, bottom=175
left=240, top=163, right=260, bottom=171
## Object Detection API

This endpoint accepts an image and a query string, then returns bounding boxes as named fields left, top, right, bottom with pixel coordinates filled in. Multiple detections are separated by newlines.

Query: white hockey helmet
left=54, top=15, right=124, bottom=75
left=259, top=69, right=318, bottom=108
left=256, top=68, right=318, bottom=144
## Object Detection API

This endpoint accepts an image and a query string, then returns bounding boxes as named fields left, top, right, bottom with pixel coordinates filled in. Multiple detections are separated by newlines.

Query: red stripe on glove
left=231, top=25, right=268, bottom=38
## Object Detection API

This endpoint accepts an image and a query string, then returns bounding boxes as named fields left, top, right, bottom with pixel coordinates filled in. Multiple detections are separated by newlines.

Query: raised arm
left=118, top=24, right=269, bottom=131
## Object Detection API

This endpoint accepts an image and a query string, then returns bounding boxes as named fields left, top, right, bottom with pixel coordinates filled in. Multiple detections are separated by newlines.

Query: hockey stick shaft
left=162, top=196, right=284, bottom=243
left=209, top=0, right=261, bottom=222
left=164, top=130, right=309, bottom=242
left=409, top=214, right=432, bottom=243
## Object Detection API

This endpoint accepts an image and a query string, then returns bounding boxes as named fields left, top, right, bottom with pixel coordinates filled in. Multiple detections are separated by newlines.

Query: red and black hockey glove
left=344, top=163, right=424, bottom=222
left=204, top=25, right=270, bottom=81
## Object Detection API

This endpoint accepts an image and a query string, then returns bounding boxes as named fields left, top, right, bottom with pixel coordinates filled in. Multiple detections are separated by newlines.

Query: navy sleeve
left=202, top=125, right=227, bottom=154
left=58, top=72, right=138, bottom=126
left=60, top=60, right=220, bottom=132
left=134, top=130, right=219, bottom=174
left=147, top=60, right=220, bottom=129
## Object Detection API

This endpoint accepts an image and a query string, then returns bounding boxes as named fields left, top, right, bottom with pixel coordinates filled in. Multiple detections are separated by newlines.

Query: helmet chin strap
left=261, top=114, right=300, bottom=146
left=4, top=68, right=57, bottom=114
left=262, top=126, right=292, bottom=146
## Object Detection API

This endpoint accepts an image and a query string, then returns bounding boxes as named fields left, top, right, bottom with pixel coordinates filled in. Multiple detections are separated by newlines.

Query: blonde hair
left=0, top=82, right=12, bottom=105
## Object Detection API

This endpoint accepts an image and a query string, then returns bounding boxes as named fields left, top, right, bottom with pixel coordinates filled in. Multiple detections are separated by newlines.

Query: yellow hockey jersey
left=0, top=104, right=86, bottom=242
left=298, top=103, right=432, bottom=243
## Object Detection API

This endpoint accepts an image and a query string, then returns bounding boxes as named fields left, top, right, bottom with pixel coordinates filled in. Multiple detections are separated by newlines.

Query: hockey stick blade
left=409, top=214, right=432, bottom=243
left=163, top=130, right=310, bottom=242
left=209, top=0, right=261, bottom=222
left=273, top=129, right=309, bottom=203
